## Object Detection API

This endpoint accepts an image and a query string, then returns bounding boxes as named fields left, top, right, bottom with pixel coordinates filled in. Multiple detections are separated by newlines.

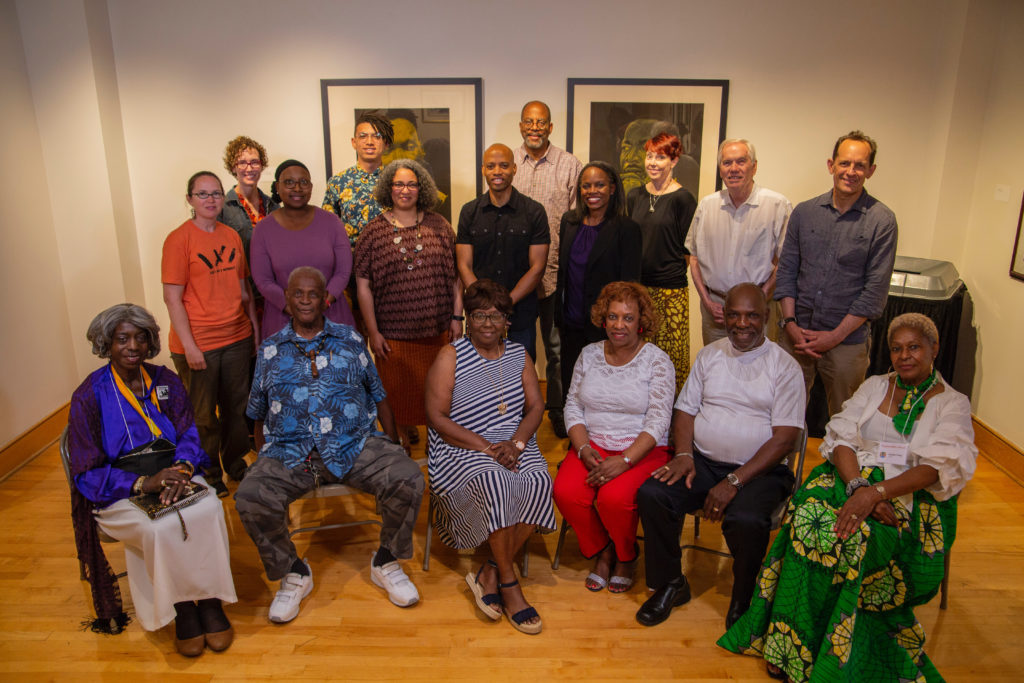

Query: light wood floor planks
left=0, top=420, right=1021, bottom=681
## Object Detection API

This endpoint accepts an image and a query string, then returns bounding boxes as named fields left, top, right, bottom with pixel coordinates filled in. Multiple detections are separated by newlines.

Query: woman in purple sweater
left=251, top=159, right=355, bottom=340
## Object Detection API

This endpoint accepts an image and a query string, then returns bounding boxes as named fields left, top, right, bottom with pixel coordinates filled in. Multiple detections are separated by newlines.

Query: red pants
left=553, top=442, right=672, bottom=562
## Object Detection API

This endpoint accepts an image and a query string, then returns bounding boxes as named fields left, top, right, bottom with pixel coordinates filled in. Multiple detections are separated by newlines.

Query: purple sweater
left=251, top=207, right=355, bottom=340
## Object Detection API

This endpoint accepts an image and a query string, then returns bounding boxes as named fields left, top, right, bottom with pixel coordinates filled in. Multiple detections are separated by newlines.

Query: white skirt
left=95, top=477, right=237, bottom=630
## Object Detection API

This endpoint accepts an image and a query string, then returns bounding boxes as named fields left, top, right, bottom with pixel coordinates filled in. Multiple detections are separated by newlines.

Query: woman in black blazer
left=555, top=161, right=642, bottom=404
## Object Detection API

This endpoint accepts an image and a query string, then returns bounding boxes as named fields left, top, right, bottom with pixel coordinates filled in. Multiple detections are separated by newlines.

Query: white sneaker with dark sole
left=268, top=559, right=313, bottom=623
left=370, top=552, right=419, bottom=607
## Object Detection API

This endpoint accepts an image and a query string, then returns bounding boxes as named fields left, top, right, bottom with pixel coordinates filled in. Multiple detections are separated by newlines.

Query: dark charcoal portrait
left=588, top=102, right=704, bottom=199
left=358, top=107, right=453, bottom=221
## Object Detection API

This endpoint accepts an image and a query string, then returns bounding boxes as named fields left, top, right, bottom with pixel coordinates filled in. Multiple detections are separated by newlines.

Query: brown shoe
left=198, top=598, right=234, bottom=652
left=174, top=601, right=205, bottom=657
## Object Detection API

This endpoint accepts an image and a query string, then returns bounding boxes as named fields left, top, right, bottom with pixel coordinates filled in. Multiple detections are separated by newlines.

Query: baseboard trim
left=974, top=416, right=1024, bottom=487
left=0, top=403, right=69, bottom=483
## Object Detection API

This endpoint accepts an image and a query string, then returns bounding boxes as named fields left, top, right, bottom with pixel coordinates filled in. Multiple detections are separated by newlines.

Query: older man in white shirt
left=635, top=283, right=805, bottom=630
left=687, top=139, right=791, bottom=344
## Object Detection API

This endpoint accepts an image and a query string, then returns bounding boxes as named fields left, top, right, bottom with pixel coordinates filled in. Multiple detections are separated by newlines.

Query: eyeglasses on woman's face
left=281, top=178, right=312, bottom=190
left=235, top=159, right=262, bottom=169
left=469, top=311, right=508, bottom=324
left=190, top=191, right=224, bottom=200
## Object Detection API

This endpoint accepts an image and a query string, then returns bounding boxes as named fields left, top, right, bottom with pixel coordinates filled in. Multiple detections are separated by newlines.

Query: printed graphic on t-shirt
left=197, top=245, right=238, bottom=273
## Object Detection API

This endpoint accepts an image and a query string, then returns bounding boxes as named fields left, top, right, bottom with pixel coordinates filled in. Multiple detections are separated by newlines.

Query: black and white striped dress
left=427, top=337, right=556, bottom=549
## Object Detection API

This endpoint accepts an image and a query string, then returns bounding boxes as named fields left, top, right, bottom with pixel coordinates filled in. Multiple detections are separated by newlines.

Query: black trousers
left=637, top=451, right=794, bottom=605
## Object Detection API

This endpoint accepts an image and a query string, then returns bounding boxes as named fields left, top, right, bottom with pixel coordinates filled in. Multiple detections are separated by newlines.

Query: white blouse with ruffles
left=821, top=373, right=977, bottom=502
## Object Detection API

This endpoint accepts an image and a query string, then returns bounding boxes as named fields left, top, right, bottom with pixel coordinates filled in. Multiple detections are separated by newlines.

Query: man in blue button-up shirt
left=237, top=267, right=424, bottom=623
left=774, top=130, right=898, bottom=417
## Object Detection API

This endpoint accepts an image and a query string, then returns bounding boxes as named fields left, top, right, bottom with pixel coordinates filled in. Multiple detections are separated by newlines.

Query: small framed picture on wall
left=1011, top=191, right=1024, bottom=282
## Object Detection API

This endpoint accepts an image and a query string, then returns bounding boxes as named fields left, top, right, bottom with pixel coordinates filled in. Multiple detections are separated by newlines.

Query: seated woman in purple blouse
left=67, top=304, right=236, bottom=656
left=251, top=159, right=356, bottom=340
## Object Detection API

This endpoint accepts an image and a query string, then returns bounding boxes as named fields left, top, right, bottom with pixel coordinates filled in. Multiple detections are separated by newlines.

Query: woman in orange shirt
left=161, top=171, right=259, bottom=497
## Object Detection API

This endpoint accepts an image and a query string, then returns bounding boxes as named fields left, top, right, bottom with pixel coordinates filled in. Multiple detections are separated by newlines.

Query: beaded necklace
left=892, top=369, right=937, bottom=435
left=387, top=211, right=424, bottom=270
left=291, top=335, right=329, bottom=379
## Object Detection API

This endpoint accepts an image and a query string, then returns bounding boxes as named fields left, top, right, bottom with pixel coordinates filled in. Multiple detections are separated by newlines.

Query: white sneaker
left=370, top=552, right=419, bottom=607
left=268, top=559, right=314, bottom=623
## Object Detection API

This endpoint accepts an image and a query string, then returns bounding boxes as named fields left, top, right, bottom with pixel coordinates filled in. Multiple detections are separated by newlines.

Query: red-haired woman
left=625, top=133, right=697, bottom=394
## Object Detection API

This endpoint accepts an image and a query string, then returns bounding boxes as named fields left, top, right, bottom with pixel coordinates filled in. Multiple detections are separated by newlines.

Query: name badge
left=155, top=385, right=170, bottom=401
left=876, top=441, right=909, bottom=467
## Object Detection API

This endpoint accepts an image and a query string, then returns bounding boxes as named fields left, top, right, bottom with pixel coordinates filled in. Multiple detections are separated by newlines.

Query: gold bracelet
left=131, top=476, right=146, bottom=496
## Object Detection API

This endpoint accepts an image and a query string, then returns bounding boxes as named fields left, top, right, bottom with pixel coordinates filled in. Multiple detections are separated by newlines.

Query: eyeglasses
left=393, top=182, right=419, bottom=190
left=521, top=118, right=550, bottom=128
left=356, top=132, right=383, bottom=140
left=235, top=159, right=262, bottom=169
left=280, top=178, right=312, bottom=189
left=469, top=311, right=508, bottom=324
left=191, top=191, right=224, bottom=200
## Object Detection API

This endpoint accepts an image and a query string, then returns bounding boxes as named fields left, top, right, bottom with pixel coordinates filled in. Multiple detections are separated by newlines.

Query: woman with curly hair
left=719, top=313, right=977, bottom=682
left=218, top=135, right=278, bottom=266
left=552, top=281, right=675, bottom=594
left=354, top=159, right=462, bottom=446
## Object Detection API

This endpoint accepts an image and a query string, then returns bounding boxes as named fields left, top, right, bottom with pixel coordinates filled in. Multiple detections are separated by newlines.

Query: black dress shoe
left=636, top=575, right=691, bottom=626
left=725, top=596, right=750, bottom=630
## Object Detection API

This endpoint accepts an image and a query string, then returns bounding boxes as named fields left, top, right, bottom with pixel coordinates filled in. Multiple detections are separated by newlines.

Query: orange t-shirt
left=161, top=220, right=252, bottom=354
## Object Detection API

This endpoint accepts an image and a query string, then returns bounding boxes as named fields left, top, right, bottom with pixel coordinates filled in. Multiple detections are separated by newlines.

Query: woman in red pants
left=553, top=282, right=675, bottom=593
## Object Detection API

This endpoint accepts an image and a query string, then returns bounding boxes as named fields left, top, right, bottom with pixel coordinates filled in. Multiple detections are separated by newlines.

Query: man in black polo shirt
left=456, top=143, right=549, bottom=358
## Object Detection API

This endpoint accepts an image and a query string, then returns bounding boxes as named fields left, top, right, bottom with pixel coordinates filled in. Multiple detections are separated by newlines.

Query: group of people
left=63, top=101, right=978, bottom=682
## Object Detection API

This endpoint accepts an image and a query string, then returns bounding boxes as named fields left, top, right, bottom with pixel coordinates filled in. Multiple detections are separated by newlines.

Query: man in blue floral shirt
left=236, top=266, right=423, bottom=623
left=322, top=112, right=394, bottom=246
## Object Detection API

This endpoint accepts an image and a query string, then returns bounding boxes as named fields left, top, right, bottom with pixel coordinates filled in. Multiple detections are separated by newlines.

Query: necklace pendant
left=497, top=401, right=507, bottom=415
left=648, top=206, right=655, bottom=213
left=393, top=236, right=402, bottom=244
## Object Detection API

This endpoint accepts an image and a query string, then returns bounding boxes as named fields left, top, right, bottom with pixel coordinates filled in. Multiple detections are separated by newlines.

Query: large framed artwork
left=1012, top=192, right=1024, bottom=282
left=320, top=78, right=483, bottom=222
left=566, top=78, right=729, bottom=200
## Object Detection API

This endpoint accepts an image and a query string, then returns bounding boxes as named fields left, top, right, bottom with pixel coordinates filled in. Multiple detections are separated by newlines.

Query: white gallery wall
left=3, top=0, right=1023, bottom=448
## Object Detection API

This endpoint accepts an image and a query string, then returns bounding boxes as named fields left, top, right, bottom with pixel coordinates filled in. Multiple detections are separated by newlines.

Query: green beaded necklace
left=892, top=369, right=937, bottom=435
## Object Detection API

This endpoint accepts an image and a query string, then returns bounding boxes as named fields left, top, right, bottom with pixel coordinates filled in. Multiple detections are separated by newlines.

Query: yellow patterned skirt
left=647, top=286, right=689, bottom=395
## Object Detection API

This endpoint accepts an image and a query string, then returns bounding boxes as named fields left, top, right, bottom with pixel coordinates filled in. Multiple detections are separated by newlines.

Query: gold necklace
left=475, top=339, right=507, bottom=414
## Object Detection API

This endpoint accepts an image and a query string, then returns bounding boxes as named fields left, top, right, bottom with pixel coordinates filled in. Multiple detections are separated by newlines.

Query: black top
left=626, top=186, right=697, bottom=289
left=555, top=214, right=642, bottom=343
left=456, top=187, right=550, bottom=330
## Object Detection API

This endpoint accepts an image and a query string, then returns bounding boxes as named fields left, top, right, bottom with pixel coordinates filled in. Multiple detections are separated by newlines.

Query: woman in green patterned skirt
left=718, top=313, right=977, bottom=682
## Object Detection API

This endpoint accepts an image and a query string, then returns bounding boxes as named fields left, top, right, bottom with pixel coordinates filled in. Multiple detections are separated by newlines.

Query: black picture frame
left=320, top=78, right=484, bottom=221
left=566, top=78, right=729, bottom=200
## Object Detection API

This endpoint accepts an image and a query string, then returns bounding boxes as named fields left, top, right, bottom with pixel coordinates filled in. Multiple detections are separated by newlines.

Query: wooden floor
left=1, top=419, right=1022, bottom=681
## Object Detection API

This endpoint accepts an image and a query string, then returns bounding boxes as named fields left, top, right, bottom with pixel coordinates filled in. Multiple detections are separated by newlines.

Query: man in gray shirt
left=774, top=130, right=897, bottom=416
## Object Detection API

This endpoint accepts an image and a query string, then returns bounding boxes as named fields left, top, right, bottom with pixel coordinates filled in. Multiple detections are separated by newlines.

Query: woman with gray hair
left=67, top=303, right=236, bottom=656
left=720, top=312, right=977, bottom=681
left=354, top=159, right=463, bottom=446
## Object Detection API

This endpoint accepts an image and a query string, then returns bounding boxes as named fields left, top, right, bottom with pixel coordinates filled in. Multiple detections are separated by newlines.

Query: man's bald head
left=724, top=283, right=768, bottom=352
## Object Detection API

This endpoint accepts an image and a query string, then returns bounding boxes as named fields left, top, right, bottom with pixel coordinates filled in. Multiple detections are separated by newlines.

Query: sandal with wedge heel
left=465, top=559, right=502, bottom=620
left=498, top=578, right=542, bottom=635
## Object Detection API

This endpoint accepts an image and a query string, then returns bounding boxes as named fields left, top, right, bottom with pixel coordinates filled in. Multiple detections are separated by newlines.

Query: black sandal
left=497, top=579, right=542, bottom=635
left=465, top=559, right=502, bottom=620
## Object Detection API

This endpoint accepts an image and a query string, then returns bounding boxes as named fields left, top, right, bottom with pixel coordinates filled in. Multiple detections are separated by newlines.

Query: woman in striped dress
left=425, top=279, right=556, bottom=635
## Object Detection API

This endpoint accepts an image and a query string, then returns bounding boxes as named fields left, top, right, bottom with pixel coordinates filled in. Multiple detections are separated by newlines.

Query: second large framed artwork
left=321, top=78, right=483, bottom=222
left=566, top=78, right=729, bottom=201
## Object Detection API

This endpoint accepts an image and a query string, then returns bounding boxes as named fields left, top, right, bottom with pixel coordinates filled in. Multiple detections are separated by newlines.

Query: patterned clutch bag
left=129, top=481, right=208, bottom=529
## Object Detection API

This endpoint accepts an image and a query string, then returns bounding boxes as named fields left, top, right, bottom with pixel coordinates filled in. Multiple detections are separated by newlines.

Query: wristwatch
left=726, top=472, right=743, bottom=490
left=778, top=316, right=797, bottom=330
left=514, top=440, right=526, bottom=452
left=845, top=477, right=871, bottom=497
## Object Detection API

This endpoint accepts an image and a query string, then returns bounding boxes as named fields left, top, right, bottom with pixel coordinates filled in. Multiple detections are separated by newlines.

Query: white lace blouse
left=563, top=342, right=675, bottom=451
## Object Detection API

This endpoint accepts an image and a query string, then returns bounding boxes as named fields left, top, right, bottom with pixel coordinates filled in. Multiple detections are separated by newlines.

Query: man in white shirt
left=687, top=139, right=792, bottom=344
left=635, top=283, right=805, bottom=630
